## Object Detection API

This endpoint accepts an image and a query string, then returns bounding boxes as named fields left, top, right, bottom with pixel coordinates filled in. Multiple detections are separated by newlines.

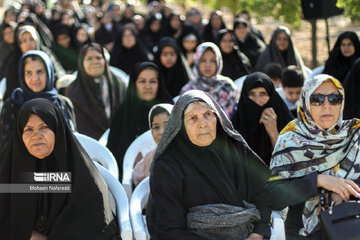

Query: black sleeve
left=0, top=100, right=16, bottom=160
left=241, top=145, right=272, bottom=237
left=150, top=160, right=206, bottom=240
left=265, top=171, right=319, bottom=210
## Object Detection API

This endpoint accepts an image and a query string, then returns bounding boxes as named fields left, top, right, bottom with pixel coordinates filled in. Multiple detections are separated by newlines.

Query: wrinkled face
left=19, top=32, right=37, bottom=53
left=22, top=114, right=55, bottom=159
left=76, top=28, right=88, bottom=43
left=150, top=20, right=161, bottom=33
left=170, top=15, right=181, bottom=29
left=210, top=14, right=222, bottom=29
left=160, top=46, right=177, bottom=68
left=3, top=27, right=14, bottom=44
left=284, top=86, right=302, bottom=104
left=310, top=81, right=342, bottom=130
left=136, top=69, right=159, bottom=101
left=234, top=23, right=248, bottom=41
left=183, top=38, right=197, bottom=52
left=275, top=31, right=289, bottom=51
left=57, top=34, right=71, bottom=48
left=151, top=112, right=169, bottom=144
left=122, top=29, right=136, bottom=49
left=198, top=49, right=217, bottom=78
left=340, top=37, right=355, bottom=57
left=83, top=49, right=105, bottom=78
left=24, top=59, right=47, bottom=92
left=184, top=102, right=217, bottom=147
left=248, top=87, right=270, bottom=107
left=220, top=32, right=234, bottom=54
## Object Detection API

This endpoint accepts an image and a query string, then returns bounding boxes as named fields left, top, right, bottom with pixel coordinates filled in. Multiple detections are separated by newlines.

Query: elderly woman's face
left=22, top=114, right=55, bottom=159
left=184, top=102, right=217, bottom=147
left=24, top=59, right=47, bottom=92
left=248, top=87, right=270, bottom=107
left=310, top=81, right=342, bottom=130
left=83, top=49, right=105, bottom=78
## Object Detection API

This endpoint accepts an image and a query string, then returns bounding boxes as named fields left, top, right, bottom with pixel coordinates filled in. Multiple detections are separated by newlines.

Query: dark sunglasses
left=309, top=93, right=343, bottom=106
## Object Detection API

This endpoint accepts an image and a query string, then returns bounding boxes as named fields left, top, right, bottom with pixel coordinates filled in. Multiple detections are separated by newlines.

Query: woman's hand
left=259, top=107, right=278, bottom=147
left=30, top=231, right=47, bottom=240
left=245, top=233, right=264, bottom=239
left=317, top=174, right=360, bottom=201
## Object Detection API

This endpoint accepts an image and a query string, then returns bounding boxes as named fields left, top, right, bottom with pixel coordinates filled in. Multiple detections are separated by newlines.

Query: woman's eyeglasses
left=309, top=93, right=343, bottom=106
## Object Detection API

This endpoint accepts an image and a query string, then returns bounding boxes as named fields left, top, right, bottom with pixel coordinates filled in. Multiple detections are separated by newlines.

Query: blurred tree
left=337, top=0, right=360, bottom=22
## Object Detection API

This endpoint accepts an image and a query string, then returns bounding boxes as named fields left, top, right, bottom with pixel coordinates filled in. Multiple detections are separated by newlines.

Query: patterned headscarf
left=193, top=42, right=223, bottom=85
left=269, top=74, right=360, bottom=236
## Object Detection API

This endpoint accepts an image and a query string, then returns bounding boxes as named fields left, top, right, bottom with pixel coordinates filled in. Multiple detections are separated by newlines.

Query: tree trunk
left=310, top=19, right=318, bottom=68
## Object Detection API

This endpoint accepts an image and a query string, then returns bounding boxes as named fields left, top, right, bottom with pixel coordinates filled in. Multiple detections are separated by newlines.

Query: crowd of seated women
left=1, top=1, right=360, bottom=239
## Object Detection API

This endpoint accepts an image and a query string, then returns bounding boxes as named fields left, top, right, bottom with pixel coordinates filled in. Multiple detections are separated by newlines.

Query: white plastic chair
left=99, top=128, right=110, bottom=146
left=109, top=66, right=129, bottom=87
left=306, top=65, right=324, bottom=82
left=122, top=130, right=156, bottom=200
left=74, top=132, right=119, bottom=180
left=234, top=75, right=247, bottom=92
left=303, top=66, right=312, bottom=79
left=130, top=177, right=150, bottom=240
left=270, top=211, right=286, bottom=240
left=130, top=177, right=286, bottom=240
left=94, top=162, right=133, bottom=240
left=0, top=77, right=6, bottom=111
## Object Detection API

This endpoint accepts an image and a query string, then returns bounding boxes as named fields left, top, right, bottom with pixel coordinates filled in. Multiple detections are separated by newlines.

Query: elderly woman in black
left=231, top=72, right=293, bottom=166
left=266, top=74, right=360, bottom=239
left=66, top=43, right=126, bottom=140
left=148, top=90, right=271, bottom=240
left=0, top=98, right=119, bottom=240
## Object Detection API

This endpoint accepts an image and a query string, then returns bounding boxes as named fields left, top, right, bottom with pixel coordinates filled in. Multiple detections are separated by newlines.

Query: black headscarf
left=107, top=61, right=173, bottom=179
left=0, top=98, right=118, bottom=240
left=255, top=26, right=305, bottom=76
left=343, top=57, right=360, bottom=119
left=154, top=37, right=191, bottom=97
left=74, top=23, right=92, bottom=50
left=143, top=13, right=163, bottom=50
left=177, top=23, right=200, bottom=55
left=147, top=89, right=270, bottom=237
left=233, top=18, right=265, bottom=67
left=201, top=11, right=226, bottom=43
left=66, top=43, right=126, bottom=140
left=231, top=72, right=293, bottom=165
left=217, top=28, right=251, bottom=80
left=110, top=26, right=149, bottom=74
left=323, top=31, right=360, bottom=83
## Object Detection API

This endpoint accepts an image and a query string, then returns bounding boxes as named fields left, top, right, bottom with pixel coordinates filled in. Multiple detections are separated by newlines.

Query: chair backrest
left=130, top=177, right=150, bottom=240
left=234, top=75, right=247, bottom=92
left=303, top=66, right=312, bottom=78
left=0, top=77, right=6, bottom=100
left=122, top=130, right=156, bottom=199
left=74, top=132, right=119, bottom=180
left=306, top=65, right=324, bottom=82
left=94, top=162, right=133, bottom=240
left=109, top=66, right=129, bottom=87
left=98, top=128, right=110, bottom=147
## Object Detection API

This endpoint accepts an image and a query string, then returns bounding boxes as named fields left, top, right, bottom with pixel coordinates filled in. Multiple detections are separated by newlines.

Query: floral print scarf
left=269, top=74, right=360, bottom=236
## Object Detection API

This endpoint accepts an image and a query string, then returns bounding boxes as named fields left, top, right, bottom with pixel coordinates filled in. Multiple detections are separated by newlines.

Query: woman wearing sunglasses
left=265, top=74, right=360, bottom=239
